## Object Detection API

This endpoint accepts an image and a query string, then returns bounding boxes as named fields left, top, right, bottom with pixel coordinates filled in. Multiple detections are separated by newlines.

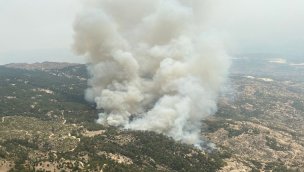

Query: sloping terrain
left=0, top=65, right=227, bottom=171
left=204, top=58, right=304, bottom=171
left=2, top=58, right=304, bottom=171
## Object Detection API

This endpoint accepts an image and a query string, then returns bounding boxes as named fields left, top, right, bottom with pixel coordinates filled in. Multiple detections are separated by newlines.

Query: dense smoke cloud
left=73, top=0, right=230, bottom=145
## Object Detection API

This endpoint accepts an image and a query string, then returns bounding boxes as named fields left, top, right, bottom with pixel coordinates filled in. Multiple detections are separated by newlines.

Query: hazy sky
left=0, top=0, right=83, bottom=64
left=0, top=0, right=303, bottom=64
left=209, top=0, right=304, bottom=57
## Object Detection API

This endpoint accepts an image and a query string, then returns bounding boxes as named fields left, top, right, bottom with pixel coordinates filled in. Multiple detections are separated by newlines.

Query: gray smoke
left=73, top=0, right=230, bottom=145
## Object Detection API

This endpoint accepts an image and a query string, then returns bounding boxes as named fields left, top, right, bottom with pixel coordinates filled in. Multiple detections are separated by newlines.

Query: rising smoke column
left=73, top=0, right=230, bottom=145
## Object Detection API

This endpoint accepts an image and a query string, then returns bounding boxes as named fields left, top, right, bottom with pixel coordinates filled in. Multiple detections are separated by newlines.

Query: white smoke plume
left=73, top=0, right=230, bottom=145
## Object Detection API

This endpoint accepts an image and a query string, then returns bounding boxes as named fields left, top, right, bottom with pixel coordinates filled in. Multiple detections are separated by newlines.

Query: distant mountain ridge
left=4, top=61, right=81, bottom=71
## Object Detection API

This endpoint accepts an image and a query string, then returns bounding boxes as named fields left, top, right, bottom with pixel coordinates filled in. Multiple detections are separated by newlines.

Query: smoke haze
left=73, top=0, right=230, bottom=144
